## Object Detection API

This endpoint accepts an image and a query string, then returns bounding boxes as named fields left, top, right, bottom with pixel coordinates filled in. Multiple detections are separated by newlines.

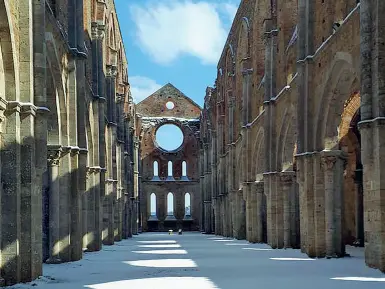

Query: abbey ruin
left=0, top=0, right=384, bottom=287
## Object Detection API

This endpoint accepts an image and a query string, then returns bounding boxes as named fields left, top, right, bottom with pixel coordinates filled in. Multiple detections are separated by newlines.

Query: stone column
left=359, top=0, right=385, bottom=272
left=321, top=150, right=346, bottom=258
left=254, top=181, right=265, bottom=243
left=46, top=147, right=63, bottom=264
left=70, top=147, right=82, bottom=261
left=354, top=167, right=364, bottom=247
left=295, top=154, right=316, bottom=256
left=132, top=139, right=139, bottom=235
left=279, top=171, right=296, bottom=248
left=245, top=183, right=254, bottom=242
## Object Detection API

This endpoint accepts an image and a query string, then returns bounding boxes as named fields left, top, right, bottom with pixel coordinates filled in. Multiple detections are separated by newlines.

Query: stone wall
left=0, top=0, right=137, bottom=285
left=137, top=84, right=201, bottom=232
left=200, top=0, right=385, bottom=273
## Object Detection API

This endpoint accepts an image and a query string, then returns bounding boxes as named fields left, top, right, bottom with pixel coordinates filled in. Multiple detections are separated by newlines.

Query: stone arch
left=92, top=0, right=106, bottom=23
left=235, top=19, right=250, bottom=136
left=252, top=126, right=265, bottom=181
left=0, top=0, right=17, bottom=101
left=315, top=52, right=359, bottom=150
left=251, top=0, right=270, bottom=116
left=235, top=139, right=244, bottom=190
left=108, top=12, right=117, bottom=48
left=277, top=105, right=297, bottom=171
left=45, top=33, right=68, bottom=145
left=86, top=101, right=94, bottom=167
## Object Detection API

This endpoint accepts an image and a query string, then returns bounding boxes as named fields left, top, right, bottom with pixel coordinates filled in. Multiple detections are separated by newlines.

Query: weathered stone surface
left=200, top=0, right=385, bottom=273
left=0, top=0, right=137, bottom=285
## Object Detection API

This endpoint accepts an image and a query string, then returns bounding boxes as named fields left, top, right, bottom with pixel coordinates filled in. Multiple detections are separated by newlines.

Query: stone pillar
left=254, top=181, right=265, bottom=243
left=359, top=0, right=385, bottom=272
left=46, top=148, right=63, bottom=264
left=295, top=154, right=316, bottom=256
left=279, top=171, right=296, bottom=248
left=132, top=139, right=140, bottom=235
left=70, top=147, right=82, bottom=261
left=245, top=183, right=254, bottom=242
left=264, top=173, right=280, bottom=248
left=242, top=62, right=253, bottom=125
left=354, top=167, right=364, bottom=246
left=83, top=167, right=93, bottom=251
left=321, top=150, right=346, bottom=258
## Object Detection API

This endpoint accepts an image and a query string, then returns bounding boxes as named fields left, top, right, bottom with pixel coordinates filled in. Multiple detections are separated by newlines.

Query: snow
left=7, top=233, right=385, bottom=289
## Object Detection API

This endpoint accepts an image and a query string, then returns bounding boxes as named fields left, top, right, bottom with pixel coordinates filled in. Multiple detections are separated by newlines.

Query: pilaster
left=321, top=150, right=347, bottom=258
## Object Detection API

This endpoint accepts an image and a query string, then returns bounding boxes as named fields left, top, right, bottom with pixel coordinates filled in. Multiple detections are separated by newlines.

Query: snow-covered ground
left=8, top=232, right=385, bottom=289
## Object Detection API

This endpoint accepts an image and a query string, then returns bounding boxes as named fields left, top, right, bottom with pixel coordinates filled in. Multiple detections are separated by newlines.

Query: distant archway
left=185, top=193, right=191, bottom=216
left=167, top=192, right=174, bottom=216
left=153, top=161, right=159, bottom=177
left=182, top=161, right=187, bottom=176
left=150, top=193, right=157, bottom=217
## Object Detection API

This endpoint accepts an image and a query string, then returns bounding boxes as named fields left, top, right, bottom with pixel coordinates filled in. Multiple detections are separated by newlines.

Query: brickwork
left=200, top=0, right=385, bottom=273
left=137, top=84, right=201, bottom=232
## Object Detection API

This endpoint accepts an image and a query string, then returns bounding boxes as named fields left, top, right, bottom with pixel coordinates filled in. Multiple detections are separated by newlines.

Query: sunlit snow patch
left=85, top=277, right=219, bottom=289
left=137, top=240, right=177, bottom=244
left=331, top=277, right=385, bottom=282
left=132, top=249, right=188, bottom=255
left=243, top=248, right=273, bottom=251
left=214, top=239, right=234, bottom=242
left=137, top=244, right=181, bottom=248
left=270, top=257, right=315, bottom=261
left=124, top=259, right=197, bottom=268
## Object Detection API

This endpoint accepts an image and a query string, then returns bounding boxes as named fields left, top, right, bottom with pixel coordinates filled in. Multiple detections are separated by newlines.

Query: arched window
left=153, top=161, right=159, bottom=177
left=185, top=193, right=191, bottom=216
left=150, top=193, right=157, bottom=216
left=168, top=161, right=173, bottom=177
left=182, top=161, right=187, bottom=176
left=167, top=192, right=174, bottom=216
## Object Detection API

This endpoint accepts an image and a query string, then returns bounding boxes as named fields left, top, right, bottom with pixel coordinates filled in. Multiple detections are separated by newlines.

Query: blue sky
left=115, top=0, right=241, bottom=107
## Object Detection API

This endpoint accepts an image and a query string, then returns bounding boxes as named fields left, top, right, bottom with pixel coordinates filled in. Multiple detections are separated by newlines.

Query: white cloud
left=130, top=0, right=240, bottom=65
left=129, top=76, right=162, bottom=103
left=220, top=2, right=239, bottom=23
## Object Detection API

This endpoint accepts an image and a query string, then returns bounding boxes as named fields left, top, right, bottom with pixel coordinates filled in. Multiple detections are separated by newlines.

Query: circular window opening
left=155, top=124, right=184, bottom=151
left=166, top=101, right=175, bottom=110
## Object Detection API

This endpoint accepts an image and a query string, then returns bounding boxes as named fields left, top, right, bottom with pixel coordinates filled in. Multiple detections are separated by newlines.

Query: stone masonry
left=200, top=0, right=385, bottom=273
left=136, top=84, right=201, bottom=232
left=0, top=0, right=138, bottom=286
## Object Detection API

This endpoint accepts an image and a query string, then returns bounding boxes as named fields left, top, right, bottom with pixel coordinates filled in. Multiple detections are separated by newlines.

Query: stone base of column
left=359, top=119, right=385, bottom=272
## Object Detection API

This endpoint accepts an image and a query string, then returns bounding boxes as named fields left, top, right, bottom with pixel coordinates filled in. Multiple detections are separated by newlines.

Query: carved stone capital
left=320, top=150, right=347, bottom=172
left=106, top=65, right=118, bottom=78
left=91, top=22, right=105, bottom=40
left=48, top=146, right=62, bottom=166
left=279, top=171, right=296, bottom=185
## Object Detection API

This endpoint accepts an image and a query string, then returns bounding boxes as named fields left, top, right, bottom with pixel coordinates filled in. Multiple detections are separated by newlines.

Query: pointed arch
left=167, top=192, right=174, bottom=216
left=168, top=161, right=173, bottom=177
left=315, top=52, right=359, bottom=151
left=252, top=126, right=265, bottom=181
left=0, top=0, right=17, bottom=101
left=185, top=193, right=191, bottom=216
left=182, top=161, right=187, bottom=176
left=153, top=160, right=159, bottom=177
left=150, top=193, right=157, bottom=217
left=46, top=33, right=68, bottom=145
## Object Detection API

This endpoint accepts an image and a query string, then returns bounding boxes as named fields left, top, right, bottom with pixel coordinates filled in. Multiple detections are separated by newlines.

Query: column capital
left=48, top=146, right=62, bottom=166
left=320, top=150, right=347, bottom=172
left=279, top=171, right=296, bottom=185
left=91, top=22, right=105, bottom=40
left=106, top=65, right=118, bottom=78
